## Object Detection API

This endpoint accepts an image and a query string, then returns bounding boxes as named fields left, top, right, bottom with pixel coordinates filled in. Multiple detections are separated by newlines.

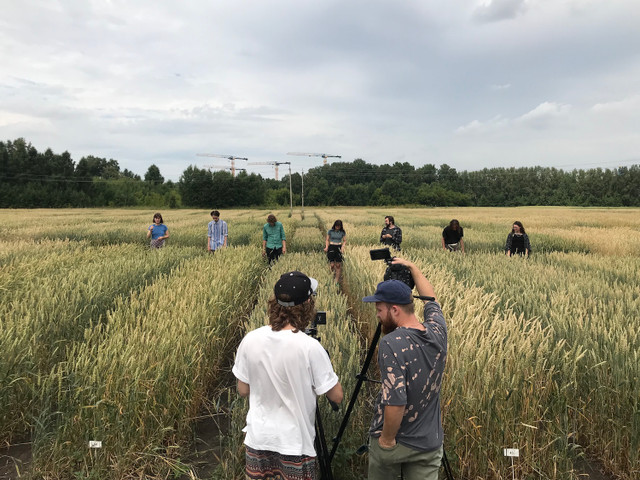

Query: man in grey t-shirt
left=362, top=258, right=447, bottom=480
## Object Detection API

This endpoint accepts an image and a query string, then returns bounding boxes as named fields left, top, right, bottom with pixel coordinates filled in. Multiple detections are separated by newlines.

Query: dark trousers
left=266, top=247, right=282, bottom=265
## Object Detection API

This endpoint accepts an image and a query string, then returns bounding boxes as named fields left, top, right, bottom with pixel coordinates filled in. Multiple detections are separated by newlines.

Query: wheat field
left=0, top=207, right=638, bottom=479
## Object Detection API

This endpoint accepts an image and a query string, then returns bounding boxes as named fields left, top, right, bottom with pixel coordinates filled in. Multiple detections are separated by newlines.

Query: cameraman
left=362, top=258, right=447, bottom=480
left=233, top=271, right=343, bottom=480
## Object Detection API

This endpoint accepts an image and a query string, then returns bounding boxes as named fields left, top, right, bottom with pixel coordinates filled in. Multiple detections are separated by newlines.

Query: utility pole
left=301, top=169, right=305, bottom=218
left=288, top=163, right=293, bottom=217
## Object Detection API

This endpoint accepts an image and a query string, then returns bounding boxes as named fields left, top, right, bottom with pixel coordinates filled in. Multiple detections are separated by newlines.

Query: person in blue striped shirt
left=207, top=210, right=228, bottom=253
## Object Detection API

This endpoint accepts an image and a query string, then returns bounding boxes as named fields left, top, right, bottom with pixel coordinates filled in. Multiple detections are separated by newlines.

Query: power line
left=0, top=174, right=141, bottom=183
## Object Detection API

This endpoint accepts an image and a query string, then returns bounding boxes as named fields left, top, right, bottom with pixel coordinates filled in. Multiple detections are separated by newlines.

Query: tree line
left=1, top=139, right=178, bottom=208
left=2, top=138, right=639, bottom=208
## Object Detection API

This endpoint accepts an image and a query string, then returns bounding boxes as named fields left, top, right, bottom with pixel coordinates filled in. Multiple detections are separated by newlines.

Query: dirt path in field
left=179, top=379, right=234, bottom=479
left=0, top=443, right=31, bottom=479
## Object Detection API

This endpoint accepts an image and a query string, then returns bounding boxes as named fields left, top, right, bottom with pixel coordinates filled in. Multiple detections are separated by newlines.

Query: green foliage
left=0, top=139, right=176, bottom=208
left=143, top=164, right=164, bottom=185
left=2, top=138, right=640, bottom=209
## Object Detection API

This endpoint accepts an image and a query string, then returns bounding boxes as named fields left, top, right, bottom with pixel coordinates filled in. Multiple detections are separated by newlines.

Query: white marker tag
left=503, top=448, right=519, bottom=457
left=89, top=440, right=102, bottom=448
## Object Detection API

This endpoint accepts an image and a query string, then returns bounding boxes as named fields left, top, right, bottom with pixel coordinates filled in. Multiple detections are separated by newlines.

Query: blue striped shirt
left=208, top=219, right=228, bottom=250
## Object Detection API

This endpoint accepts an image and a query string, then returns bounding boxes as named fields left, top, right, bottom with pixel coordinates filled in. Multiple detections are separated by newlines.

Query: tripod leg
left=329, top=323, right=383, bottom=463
left=442, top=448, right=455, bottom=480
left=315, top=403, right=333, bottom=480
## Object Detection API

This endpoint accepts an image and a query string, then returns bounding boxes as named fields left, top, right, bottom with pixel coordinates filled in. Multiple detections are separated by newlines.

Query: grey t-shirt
left=327, top=229, right=345, bottom=243
left=370, top=302, right=448, bottom=452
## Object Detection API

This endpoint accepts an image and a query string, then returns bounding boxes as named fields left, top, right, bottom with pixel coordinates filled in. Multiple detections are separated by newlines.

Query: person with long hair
left=146, top=212, right=169, bottom=248
left=233, top=271, right=343, bottom=480
left=324, top=219, right=346, bottom=283
left=262, top=214, right=286, bottom=264
left=505, top=221, right=531, bottom=257
left=380, top=215, right=402, bottom=251
left=442, top=219, right=464, bottom=252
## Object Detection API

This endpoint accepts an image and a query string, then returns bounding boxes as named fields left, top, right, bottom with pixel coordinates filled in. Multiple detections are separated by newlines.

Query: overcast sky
left=2, top=0, right=639, bottom=180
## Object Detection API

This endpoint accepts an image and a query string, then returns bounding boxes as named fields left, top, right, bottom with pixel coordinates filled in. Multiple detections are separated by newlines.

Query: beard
left=380, top=310, right=396, bottom=335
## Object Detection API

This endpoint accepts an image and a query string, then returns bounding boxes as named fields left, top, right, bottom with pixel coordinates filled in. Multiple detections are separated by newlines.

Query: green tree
left=178, top=166, right=214, bottom=207
left=144, top=164, right=164, bottom=185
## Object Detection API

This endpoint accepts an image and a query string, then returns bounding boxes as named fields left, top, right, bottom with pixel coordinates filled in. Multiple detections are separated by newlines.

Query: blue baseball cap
left=362, top=280, right=413, bottom=305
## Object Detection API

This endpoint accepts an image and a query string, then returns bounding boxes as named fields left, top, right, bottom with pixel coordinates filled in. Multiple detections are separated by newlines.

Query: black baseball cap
left=274, top=271, right=319, bottom=306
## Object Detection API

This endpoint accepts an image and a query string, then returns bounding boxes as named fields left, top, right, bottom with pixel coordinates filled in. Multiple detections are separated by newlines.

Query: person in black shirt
left=441, top=219, right=464, bottom=252
left=505, top=221, right=531, bottom=257
left=380, top=216, right=402, bottom=251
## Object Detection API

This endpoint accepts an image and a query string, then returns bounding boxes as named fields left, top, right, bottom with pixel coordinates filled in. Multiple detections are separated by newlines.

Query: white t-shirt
left=232, top=325, right=339, bottom=456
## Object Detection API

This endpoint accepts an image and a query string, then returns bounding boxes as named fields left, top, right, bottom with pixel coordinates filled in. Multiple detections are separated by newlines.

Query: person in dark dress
left=505, top=221, right=531, bottom=257
left=442, top=219, right=464, bottom=252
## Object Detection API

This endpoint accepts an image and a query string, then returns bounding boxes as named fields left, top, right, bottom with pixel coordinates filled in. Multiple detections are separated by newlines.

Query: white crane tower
left=248, top=160, right=294, bottom=216
left=205, top=166, right=246, bottom=175
left=247, top=161, right=291, bottom=181
left=196, top=153, right=248, bottom=177
left=287, top=152, right=341, bottom=165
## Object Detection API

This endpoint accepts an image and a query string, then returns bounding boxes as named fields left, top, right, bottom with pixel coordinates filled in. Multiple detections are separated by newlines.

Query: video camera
left=369, top=248, right=415, bottom=289
left=305, top=311, right=327, bottom=339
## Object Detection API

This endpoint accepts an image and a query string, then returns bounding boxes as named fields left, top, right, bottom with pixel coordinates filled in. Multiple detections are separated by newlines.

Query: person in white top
left=233, top=271, right=343, bottom=480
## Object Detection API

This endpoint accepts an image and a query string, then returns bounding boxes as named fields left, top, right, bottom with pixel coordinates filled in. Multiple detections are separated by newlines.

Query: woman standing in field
left=505, top=221, right=531, bottom=257
left=442, top=219, right=464, bottom=252
left=147, top=213, right=169, bottom=248
left=324, top=220, right=346, bottom=283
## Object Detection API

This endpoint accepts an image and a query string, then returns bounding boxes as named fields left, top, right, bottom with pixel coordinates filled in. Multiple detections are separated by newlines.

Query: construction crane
left=247, top=161, right=291, bottom=181
left=203, top=165, right=246, bottom=175
left=249, top=161, right=294, bottom=216
left=287, top=152, right=341, bottom=166
left=196, top=153, right=248, bottom=177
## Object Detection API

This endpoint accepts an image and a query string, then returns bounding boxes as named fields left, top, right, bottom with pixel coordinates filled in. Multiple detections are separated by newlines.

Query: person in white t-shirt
left=233, top=271, right=344, bottom=480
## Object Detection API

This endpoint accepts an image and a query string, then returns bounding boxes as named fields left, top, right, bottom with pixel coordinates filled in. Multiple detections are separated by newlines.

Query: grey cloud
left=456, top=102, right=571, bottom=134
left=2, top=1, right=640, bottom=179
left=472, top=0, right=527, bottom=23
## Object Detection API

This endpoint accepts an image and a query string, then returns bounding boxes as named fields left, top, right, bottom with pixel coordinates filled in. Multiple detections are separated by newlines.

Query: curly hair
left=268, top=295, right=316, bottom=332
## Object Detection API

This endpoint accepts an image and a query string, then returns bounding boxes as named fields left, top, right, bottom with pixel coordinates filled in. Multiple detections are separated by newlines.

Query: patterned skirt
left=150, top=238, right=165, bottom=249
left=245, top=446, right=317, bottom=480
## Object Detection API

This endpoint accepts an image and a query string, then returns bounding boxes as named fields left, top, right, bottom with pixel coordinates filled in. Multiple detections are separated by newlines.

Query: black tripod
left=326, top=321, right=455, bottom=480
left=315, top=398, right=336, bottom=480
left=306, top=317, right=339, bottom=480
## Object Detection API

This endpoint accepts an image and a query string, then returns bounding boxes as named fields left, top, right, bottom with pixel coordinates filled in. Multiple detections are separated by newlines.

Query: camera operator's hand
left=390, top=257, right=437, bottom=302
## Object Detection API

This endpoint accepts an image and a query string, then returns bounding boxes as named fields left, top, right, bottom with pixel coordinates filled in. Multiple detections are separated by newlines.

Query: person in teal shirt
left=262, top=214, right=286, bottom=265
